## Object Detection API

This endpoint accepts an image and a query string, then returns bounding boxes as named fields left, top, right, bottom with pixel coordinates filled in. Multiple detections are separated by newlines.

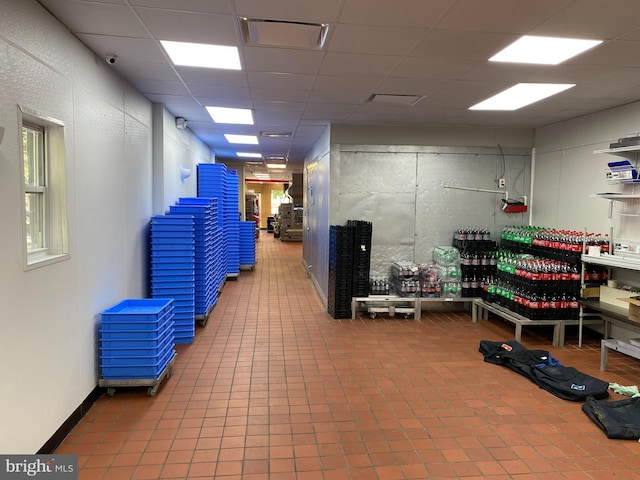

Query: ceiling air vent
left=368, top=94, right=425, bottom=106
left=239, top=18, right=329, bottom=50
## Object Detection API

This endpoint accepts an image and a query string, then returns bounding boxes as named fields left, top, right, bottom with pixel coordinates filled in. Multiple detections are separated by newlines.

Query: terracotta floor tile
left=54, top=237, right=640, bottom=479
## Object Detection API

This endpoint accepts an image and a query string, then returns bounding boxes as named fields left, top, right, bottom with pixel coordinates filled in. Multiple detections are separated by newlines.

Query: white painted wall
left=0, top=0, right=210, bottom=453
left=534, top=102, right=640, bottom=232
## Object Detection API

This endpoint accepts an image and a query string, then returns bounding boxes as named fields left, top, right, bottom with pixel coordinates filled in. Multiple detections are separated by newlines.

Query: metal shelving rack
left=579, top=143, right=640, bottom=361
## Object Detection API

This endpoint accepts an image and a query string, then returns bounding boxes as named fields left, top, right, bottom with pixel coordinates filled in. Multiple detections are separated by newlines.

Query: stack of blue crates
left=225, top=170, right=240, bottom=276
left=239, top=221, right=257, bottom=268
left=197, top=163, right=232, bottom=280
left=150, top=215, right=196, bottom=344
left=169, top=199, right=217, bottom=319
left=100, top=298, right=175, bottom=379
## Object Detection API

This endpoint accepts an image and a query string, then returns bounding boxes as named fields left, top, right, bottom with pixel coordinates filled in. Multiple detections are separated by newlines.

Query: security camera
left=105, top=54, right=117, bottom=65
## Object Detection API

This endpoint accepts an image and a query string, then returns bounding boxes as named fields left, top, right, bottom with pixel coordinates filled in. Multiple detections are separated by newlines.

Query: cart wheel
left=148, top=386, right=158, bottom=397
left=369, top=313, right=376, bottom=319
left=405, top=314, right=412, bottom=319
left=106, top=388, right=116, bottom=397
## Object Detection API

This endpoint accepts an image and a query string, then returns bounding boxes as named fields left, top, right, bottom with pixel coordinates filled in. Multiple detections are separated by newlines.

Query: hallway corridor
left=57, top=234, right=640, bottom=479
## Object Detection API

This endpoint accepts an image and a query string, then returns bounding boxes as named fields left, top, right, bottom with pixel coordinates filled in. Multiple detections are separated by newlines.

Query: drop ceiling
left=38, top=0, right=640, bottom=178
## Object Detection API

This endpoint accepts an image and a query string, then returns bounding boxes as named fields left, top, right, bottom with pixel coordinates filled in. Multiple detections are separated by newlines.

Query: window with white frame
left=20, top=106, right=69, bottom=268
left=23, top=123, right=46, bottom=252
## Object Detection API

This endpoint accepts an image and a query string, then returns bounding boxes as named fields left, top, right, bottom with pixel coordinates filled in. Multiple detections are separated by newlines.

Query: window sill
left=26, top=252, right=70, bottom=271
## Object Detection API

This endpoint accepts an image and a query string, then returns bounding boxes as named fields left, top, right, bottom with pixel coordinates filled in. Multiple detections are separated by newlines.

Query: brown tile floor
left=56, top=234, right=640, bottom=479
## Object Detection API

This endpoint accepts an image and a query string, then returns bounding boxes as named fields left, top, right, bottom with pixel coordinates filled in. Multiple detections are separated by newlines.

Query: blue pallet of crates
left=168, top=199, right=217, bottom=325
left=197, top=163, right=235, bottom=279
left=98, top=298, right=176, bottom=396
left=150, top=214, right=196, bottom=344
left=239, top=221, right=257, bottom=269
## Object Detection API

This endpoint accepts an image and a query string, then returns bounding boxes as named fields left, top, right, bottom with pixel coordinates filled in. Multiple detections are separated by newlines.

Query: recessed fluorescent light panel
left=160, top=40, right=241, bottom=70
left=266, top=164, right=287, bottom=169
left=489, top=35, right=602, bottom=65
left=225, top=134, right=258, bottom=144
left=206, top=107, right=254, bottom=125
left=236, top=152, right=262, bottom=158
left=470, top=83, right=575, bottom=111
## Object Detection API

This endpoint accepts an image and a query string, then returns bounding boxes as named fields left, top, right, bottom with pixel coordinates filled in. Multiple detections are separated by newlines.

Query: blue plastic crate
left=173, top=305, right=195, bottom=315
left=151, top=274, right=197, bottom=283
left=151, top=236, right=195, bottom=245
left=100, top=342, right=174, bottom=366
left=152, top=294, right=194, bottom=304
left=101, top=335, right=173, bottom=357
left=177, top=197, right=216, bottom=205
left=101, top=310, right=174, bottom=332
left=100, top=317, right=173, bottom=340
left=151, top=230, right=194, bottom=238
left=151, top=268, right=195, bottom=277
left=101, top=351, right=175, bottom=379
left=151, top=284, right=195, bottom=295
left=150, top=250, right=195, bottom=258
left=101, top=330, right=172, bottom=349
left=101, top=298, right=173, bottom=322
left=151, top=215, right=194, bottom=224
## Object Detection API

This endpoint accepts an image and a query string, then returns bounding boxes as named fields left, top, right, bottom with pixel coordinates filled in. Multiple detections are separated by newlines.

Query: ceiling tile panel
left=531, top=0, right=640, bottom=39
left=129, top=79, right=190, bottom=96
left=375, top=77, right=448, bottom=96
left=115, top=62, right=181, bottom=82
left=247, top=72, right=316, bottom=90
left=242, top=47, right=324, bottom=74
left=233, top=0, right=343, bottom=23
left=249, top=88, right=310, bottom=103
left=392, top=57, right=476, bottom=80
left=129, top=0, right=233, bottom=14
left=410, top=30, right=516, bottom=60
left=437, top=0, right=575, bottom=33
left=327, top=24, right=426, bottom=55
left=307, top=90, right=371, bottom=104
left=313, top=75, right=381, bottom=93
left=319, top=52, right=401, bottom=77
left=339, top=0, right=457, bottom=27
left=175, top=68, right=247, bottom=87
left=252, top=101, right=305, bottom=113
left=75, top=33, right=168, bottom=63
left=188, top=84, right=250, bottom=100
left=135, top=7, right=238, bottom=44
left=566, top=40, right=640, bottom=68
left=39, top=0, right=148, bottom=37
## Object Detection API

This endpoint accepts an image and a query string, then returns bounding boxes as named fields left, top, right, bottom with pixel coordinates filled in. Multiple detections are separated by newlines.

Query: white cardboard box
left=600, top=285, right=636, bottom=309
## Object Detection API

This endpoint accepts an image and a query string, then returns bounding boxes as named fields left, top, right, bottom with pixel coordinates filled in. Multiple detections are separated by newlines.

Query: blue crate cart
left=98, top=298, right=177, bottom=396
left=99, top=354, right=176, bottom=397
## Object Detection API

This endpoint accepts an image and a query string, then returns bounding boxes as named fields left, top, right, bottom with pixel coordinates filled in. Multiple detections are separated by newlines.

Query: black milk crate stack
left=150, top=214, right=196, bottom=344
left=239, top=221, right=257, bottom=268
left=328, top=225, right=355, bottom=319
left=100, top=298, right=176, bottom=380
left=169, top=199, right=218, bottom=327
left=346, top=220, right=372, bottom=297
